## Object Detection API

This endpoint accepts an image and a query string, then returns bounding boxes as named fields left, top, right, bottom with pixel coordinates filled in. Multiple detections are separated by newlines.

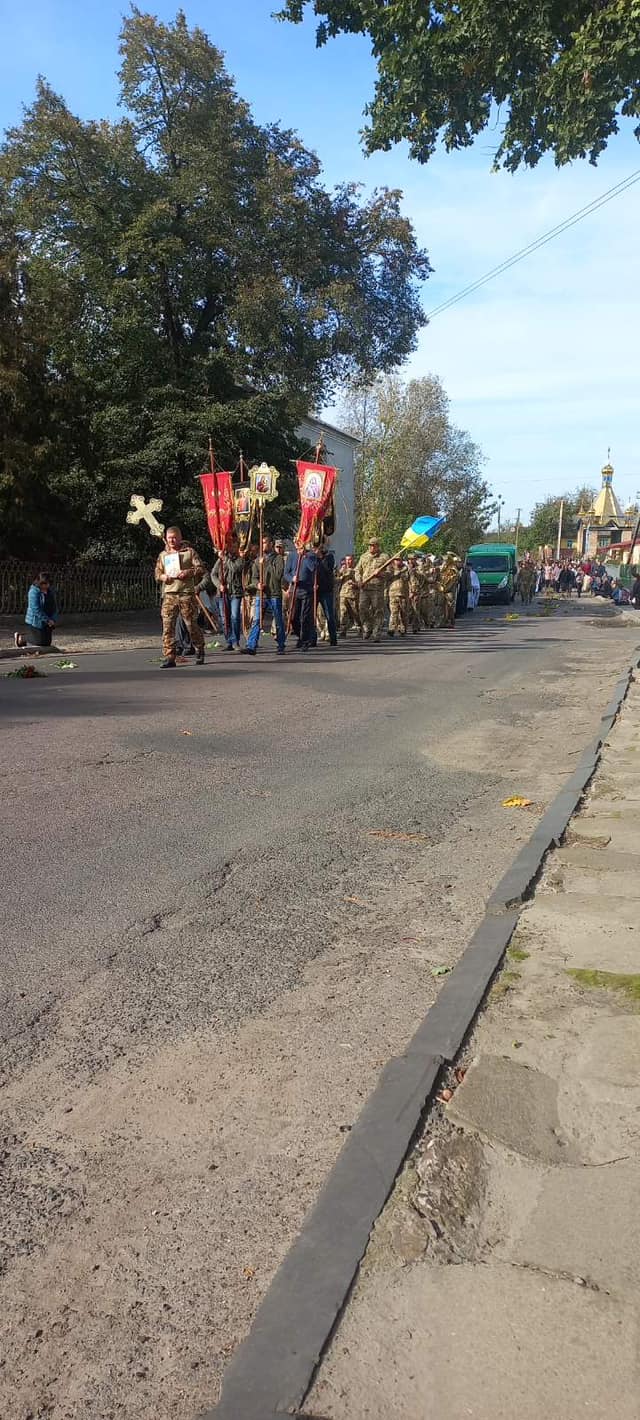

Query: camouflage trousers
left=339, top=589, right=361, bottom=635
left=388, top=594, right=408, bottom=634
left=359, top=586, right=385, bottom=640
left=162, top=592, right=204, bottom=658
left=443, top=590, right=456, bottom=628
left=423, top=590, right=446, bottom=628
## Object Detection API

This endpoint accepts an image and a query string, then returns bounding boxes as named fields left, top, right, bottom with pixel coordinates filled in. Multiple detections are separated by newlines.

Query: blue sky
left=2, top=1, right=639, bottom=522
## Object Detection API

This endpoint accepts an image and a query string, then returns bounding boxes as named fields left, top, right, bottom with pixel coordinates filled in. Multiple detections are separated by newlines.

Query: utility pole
left=514, top=507, right=521, bottom=555
left=556, top=498, right=564, bottom=560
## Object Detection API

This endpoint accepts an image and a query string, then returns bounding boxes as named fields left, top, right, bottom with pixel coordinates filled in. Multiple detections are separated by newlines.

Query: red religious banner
left=198, top=472, right=235, bottom=549
left=294, top=461, right=337, bottom=547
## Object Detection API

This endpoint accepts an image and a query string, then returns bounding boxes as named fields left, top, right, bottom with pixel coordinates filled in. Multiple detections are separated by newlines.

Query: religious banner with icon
left=248, top=463, right=280, bottom=505
left=198, top=471, right=235, bottom=549
left=294, top=461, right=337, bottom=547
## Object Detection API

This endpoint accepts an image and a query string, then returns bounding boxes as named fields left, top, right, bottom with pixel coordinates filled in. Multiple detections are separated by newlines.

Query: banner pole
left=208, top=436, right=229, bottom=639
left=196, top=592, right=219, bottom=635
left=259, top=501, right=264, bottom=631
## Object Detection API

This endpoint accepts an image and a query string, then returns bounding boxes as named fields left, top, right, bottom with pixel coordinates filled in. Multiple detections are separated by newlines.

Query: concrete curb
left=203, top=651, right=639, bottom=1420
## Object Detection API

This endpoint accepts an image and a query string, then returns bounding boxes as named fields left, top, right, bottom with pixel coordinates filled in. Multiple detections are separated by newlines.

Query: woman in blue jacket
left=15, top=572, right=59, bottom=648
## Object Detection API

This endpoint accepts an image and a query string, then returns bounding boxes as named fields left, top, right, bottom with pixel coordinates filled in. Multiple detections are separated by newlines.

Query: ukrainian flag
left=400, top=515, right=445, bottom=551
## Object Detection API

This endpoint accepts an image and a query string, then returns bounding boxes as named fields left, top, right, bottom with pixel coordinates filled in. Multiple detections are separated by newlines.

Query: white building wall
left=296, top=415, right=359, bottom=564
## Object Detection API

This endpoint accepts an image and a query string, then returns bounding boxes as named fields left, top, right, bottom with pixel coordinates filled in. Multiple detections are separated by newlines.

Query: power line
left=427, top=168, right=640, bottom=320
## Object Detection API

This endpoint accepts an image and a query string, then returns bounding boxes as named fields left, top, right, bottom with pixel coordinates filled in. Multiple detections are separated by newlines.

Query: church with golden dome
left=575, top=460, right=638, bottom=561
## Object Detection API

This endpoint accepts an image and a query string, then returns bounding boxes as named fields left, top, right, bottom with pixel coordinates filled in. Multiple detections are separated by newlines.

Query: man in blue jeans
left=240, top=535, right=286, bottom=656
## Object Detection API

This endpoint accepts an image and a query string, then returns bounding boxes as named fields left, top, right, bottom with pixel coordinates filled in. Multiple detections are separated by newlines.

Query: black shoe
left=276, top=648, right=285, bottom=656
left=330, top=639, right=338, bottom=646
left=295, top=638, right=303, bottom=648
left=388, top=630, right=395, bottom=638
left=240, top=647, right=256, bottom=656
left=225, top=643, right=235, bottom=651
left=196, top=649, right=205, bottom=665
left=161, top=657, right=176, bottom=668
left=300, top=642, right=310, bottom=652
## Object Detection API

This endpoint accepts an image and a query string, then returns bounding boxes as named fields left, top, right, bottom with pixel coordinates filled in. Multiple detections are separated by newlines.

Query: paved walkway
left=309, top=673, right=640, bottom=1419
left=0, top=611, right=162, bottom=657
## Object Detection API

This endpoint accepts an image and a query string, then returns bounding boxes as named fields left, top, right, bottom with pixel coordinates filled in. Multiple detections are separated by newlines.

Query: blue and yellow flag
left=400, top=515, right=445, bottom=551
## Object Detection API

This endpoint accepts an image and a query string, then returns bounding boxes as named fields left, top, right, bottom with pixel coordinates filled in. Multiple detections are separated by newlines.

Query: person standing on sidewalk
left=155, top=527, right=205, bottom=669
left=15, top=572, right=59, bottom=649
left=240, top=535, right=286, bottom=657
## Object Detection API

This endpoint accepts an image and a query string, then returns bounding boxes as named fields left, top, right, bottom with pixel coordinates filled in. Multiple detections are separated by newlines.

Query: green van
left=467, top=544, right=517, bottom=604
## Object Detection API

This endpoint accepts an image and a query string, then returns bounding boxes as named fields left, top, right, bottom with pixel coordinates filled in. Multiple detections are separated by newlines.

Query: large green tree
left=281, top=0, right=640, bottom=170
left=341, top=373, right=492, bottom=553
left=0, top=9, right=429, bottom=558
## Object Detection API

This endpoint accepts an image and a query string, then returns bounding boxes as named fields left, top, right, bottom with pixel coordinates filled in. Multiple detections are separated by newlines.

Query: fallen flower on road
left=505, top=613, right=520, bottom=622
left=57, top=660, right=77, bottom=669
left=502, top=795, right=533, bottom=809
left=436, top=1088, right=453, bottom=1104
left=343, top=895, right=368, bottom=906
left=431, top=965, right=451, bottom=977
left=5, top=664, right=46, bottom=678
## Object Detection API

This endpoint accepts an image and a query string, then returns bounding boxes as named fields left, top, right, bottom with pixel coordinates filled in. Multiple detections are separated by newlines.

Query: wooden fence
left=0, top=559, right=158, bottom=616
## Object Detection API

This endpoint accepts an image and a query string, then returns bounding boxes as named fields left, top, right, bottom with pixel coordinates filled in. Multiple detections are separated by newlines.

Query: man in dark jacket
left=200, top=537, right=246, bottom=651
left=240, top=535, right=286, bottom=656
left=285, top=544, right=319, bottom=650
left=314, top=544, right=338, bottom=645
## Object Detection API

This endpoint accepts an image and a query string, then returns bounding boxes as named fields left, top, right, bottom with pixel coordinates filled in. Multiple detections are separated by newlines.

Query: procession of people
left=153, top=527, right=481, bottom=666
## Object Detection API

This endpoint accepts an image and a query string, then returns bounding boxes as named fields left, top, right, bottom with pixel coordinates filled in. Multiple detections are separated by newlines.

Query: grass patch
left=490, top=969, right=521, bottom=1001
left=508, top=947, right=530, bottom=962
left=566, top=969, right=640, bottom=1007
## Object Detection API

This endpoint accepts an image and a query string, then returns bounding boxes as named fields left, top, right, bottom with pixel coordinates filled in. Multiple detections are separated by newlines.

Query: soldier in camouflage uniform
left=440, top=553, right=460, bottom=629
left=406, top=558, right=423, bottom=633
left=387, top=558, right=410, bottom=636
left=337, top=556, right=362, bottom=637
left=355, top=538, right=389, bottom=642
left=419, top=558, right=437, bottom=628
left=155, top=527, right=206, bottom=668
left=431, top=559, right=445, bottom=627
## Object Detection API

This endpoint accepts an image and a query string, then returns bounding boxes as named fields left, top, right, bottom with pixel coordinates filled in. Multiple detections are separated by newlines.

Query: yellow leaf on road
left=502, top=796, right=533, bottom=808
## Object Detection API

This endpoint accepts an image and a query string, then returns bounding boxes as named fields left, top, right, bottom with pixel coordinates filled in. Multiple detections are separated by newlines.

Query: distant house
left=297, top=415, right=360, bottom=563
left=575, top=461, right=638, bottom=561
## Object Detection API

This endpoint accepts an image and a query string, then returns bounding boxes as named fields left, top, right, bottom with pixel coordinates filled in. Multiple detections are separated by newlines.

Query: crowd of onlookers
left=523, top=558, right=640, bottom=607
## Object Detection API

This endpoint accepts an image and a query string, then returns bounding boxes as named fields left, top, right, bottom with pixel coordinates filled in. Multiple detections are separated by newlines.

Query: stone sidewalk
left=308, top=675, right=640, bottom=1420
left=0, top=611, right=162, bottom=657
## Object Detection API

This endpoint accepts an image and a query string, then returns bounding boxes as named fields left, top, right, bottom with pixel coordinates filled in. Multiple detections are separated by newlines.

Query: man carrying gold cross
left=154, top=527, right=206, bottom=668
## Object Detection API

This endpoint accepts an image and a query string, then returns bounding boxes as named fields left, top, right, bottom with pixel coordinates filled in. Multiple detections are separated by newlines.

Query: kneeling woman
left=15, top=571, right=59, bottom=648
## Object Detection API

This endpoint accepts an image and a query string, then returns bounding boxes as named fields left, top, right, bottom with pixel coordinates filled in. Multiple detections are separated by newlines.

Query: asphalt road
left=0, top=604, right=636, bottom=1420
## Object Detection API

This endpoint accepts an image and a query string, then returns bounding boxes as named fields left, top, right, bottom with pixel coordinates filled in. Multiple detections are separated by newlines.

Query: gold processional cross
left=126, top=494, right=165, bottom=539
